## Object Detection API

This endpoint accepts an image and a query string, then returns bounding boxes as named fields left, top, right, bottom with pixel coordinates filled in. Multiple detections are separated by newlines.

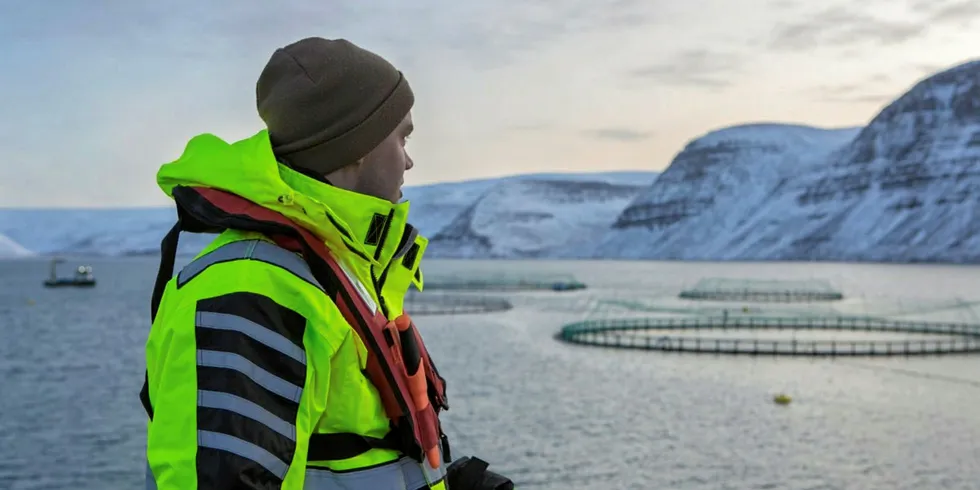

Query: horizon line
left=0, top=168, right=661, bottom=211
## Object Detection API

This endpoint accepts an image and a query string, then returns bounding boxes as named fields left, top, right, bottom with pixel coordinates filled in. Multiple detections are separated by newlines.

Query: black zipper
left=370, top=210, right=396, bottom=317
left=375, top=225, right=417, bottom=300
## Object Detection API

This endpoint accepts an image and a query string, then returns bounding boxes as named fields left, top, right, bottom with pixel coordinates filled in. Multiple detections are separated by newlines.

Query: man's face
left=354, top=112, right=414, bottom=203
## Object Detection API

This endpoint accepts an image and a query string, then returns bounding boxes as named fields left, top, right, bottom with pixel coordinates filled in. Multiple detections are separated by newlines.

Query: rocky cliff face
left=596, top=59, right=980, bottom=262
left=760, top=59, right=980, bottom=262
left=594, top=124, right=861, bottom=259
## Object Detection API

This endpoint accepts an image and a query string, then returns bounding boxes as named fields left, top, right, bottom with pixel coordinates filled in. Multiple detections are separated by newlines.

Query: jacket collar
left=277, top=162, right=413, bottom=273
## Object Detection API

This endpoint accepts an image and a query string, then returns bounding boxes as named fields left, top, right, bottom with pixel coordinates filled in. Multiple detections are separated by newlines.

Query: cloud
left=823, top=93, right=895, bottom=104
left=867, top=73, right=892, bottom=84
left=0, top=0, right=672, bottom=207
left=0, top=1, right=665, bottom=76
left=913, top=0, right=980, bottom=27
left=438, top=0, right=660, bottom=66
left=508, top=122, right=554, bottom=132
left=771, top=1, right=980, bottom=52
left=584, top=128, right=653, bottom=142
left=768, top=0, right=798, bottom=10
left=909, top=62, right=949, bottom=75
left=770, top=6, right=927, bottom=51
left=628, top=49, right=742, bottom=90
left=804, top=77, right=895, bottom=105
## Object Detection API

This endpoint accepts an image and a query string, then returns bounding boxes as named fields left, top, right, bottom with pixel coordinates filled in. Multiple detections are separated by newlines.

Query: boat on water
left=43, top=258, right=96, bottom=287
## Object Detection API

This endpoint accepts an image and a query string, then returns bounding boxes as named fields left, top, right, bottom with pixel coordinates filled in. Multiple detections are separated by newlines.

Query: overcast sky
left=1, top=0, right=978, bottom=208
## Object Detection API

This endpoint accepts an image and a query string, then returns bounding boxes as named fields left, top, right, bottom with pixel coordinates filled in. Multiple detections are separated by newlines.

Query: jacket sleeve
left=145, top=290, right=316, bottom=490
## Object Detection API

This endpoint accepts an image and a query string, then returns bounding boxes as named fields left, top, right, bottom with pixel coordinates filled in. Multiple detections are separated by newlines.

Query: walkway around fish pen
left=678, top=290, right=845, bottom=302
left=677, top=277, right=844, bottom=302
left=421, top=272, right=587, bottom=292
left=557, top=316, right=980, bottom=356
left=404, top=291, right=513, bottom=316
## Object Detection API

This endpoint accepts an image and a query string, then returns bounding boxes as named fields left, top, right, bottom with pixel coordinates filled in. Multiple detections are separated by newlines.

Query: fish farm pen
left=553, top=283, right=980, bottom=356
left=403, top=290, right=513, bottom=316
left=678, top=277, right=844, bottom=302
left=420, top=271, right=587, bottom=292
left=556, top=316, right=980, bottom=356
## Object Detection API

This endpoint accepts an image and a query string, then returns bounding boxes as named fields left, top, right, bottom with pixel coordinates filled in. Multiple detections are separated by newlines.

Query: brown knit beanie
left=256, top=37, right=414, bottom=175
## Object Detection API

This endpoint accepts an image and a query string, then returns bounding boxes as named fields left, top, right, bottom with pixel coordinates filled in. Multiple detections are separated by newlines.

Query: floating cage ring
left=403, top=292, right=513, bottom=316
left=555, top=316, right=980, bottom=357
left=678, top=278, right=845, bottom=303
left=421, top=272, right=587, bottom=293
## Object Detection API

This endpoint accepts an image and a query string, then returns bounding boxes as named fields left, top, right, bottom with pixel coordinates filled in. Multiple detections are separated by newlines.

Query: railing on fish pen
left=420, top=272, right=587, bottom=292
left=678, top=277, right=844, bottom=303
left=678, top=290, right=845, bottom=302
left=404, top=291, right=514, bottom=316
left=556, top=316, right=980, bottom=356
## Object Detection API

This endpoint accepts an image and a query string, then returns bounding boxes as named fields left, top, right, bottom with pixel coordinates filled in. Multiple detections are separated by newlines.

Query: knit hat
left=256, top=37, right=414, bottom=175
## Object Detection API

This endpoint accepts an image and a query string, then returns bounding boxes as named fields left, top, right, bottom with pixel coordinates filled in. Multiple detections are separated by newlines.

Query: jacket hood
left=156, top=130, right=426, bottom=281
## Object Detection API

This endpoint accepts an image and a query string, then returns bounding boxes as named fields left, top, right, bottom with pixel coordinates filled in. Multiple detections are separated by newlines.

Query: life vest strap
left=142, top=217, right=184, bottom=420
left=307, top=431, right=401, bottom=461
left=306, top=428, right=453, bottom=465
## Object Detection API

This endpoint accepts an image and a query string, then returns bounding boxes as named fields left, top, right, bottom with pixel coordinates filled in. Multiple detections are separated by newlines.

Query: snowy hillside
left=400, top=171, right=653, bottom=239
left=598, top=59, right=980, bottom=263
left=0, top=233, right=35, bottom=258
left=0, top=171, right=658, bottom=258
left=0, top=208, right=215, bottom=257
left=594, top=124, right=863, bottom=259
left=426, top=172, right=656, bottom=258
left=4, top=60, right=977, bottom=262
left=400, top=179, right=502, bottom=239
left=750, top=59, right=980, bottom=262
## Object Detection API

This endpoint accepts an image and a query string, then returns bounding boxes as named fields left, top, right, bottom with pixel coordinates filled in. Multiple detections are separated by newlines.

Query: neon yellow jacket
left=144, top=130, right=445, bottom=489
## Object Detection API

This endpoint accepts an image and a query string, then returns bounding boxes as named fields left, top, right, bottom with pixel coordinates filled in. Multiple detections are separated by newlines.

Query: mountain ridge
left=0, top=170, right=659, bottom=258
left=4, top=59, right=980, bottom=262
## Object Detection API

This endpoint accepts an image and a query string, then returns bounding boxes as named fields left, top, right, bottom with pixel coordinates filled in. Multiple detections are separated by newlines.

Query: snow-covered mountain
left=3, top=59, right=978, bottom=262
left=594, top=124, right=862, bottom=259
left=426, top=172, right=655, bottom=258
left=0, top=233, right=35, bottom=258
left=0, top=207, right=214, bottom=258
left=399, top=171, right=653, bottom=240
left=597, top=58, right=980, bottom=263
left=0, top=171, right=658, bottom=258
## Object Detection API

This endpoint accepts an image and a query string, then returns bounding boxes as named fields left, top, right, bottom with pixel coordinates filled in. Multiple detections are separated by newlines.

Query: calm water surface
left=1, top=257, right=979, bottom=489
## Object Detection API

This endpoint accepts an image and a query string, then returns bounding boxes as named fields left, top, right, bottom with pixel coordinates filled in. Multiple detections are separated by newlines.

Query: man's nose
left=405, top=152, right=414, bottom=170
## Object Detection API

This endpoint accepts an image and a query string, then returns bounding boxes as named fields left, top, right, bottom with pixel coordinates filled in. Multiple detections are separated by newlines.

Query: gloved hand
left=446, top=456, right=514, bottom=490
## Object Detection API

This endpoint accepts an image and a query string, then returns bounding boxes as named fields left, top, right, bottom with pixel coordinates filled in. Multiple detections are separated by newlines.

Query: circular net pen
left=556, top=316, right=980, bottom=356
left=421, top=271, right=587, bottom=292
left=403, top=290, right=513, bottom=316
left=678, top=277, right=844, bottom=302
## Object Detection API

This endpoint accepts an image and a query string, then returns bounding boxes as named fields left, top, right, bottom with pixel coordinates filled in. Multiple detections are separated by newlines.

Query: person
left=140, top=37, right=514, bottom=490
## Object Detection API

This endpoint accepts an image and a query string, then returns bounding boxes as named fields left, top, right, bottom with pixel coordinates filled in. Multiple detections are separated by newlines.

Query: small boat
left=43, top=258, right=96, bottom=287
left=551, top=281, right=587, bottom=291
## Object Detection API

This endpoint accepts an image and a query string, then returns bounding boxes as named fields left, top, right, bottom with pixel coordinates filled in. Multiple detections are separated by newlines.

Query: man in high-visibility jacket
left=142, top=37, right=514, bottom=490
